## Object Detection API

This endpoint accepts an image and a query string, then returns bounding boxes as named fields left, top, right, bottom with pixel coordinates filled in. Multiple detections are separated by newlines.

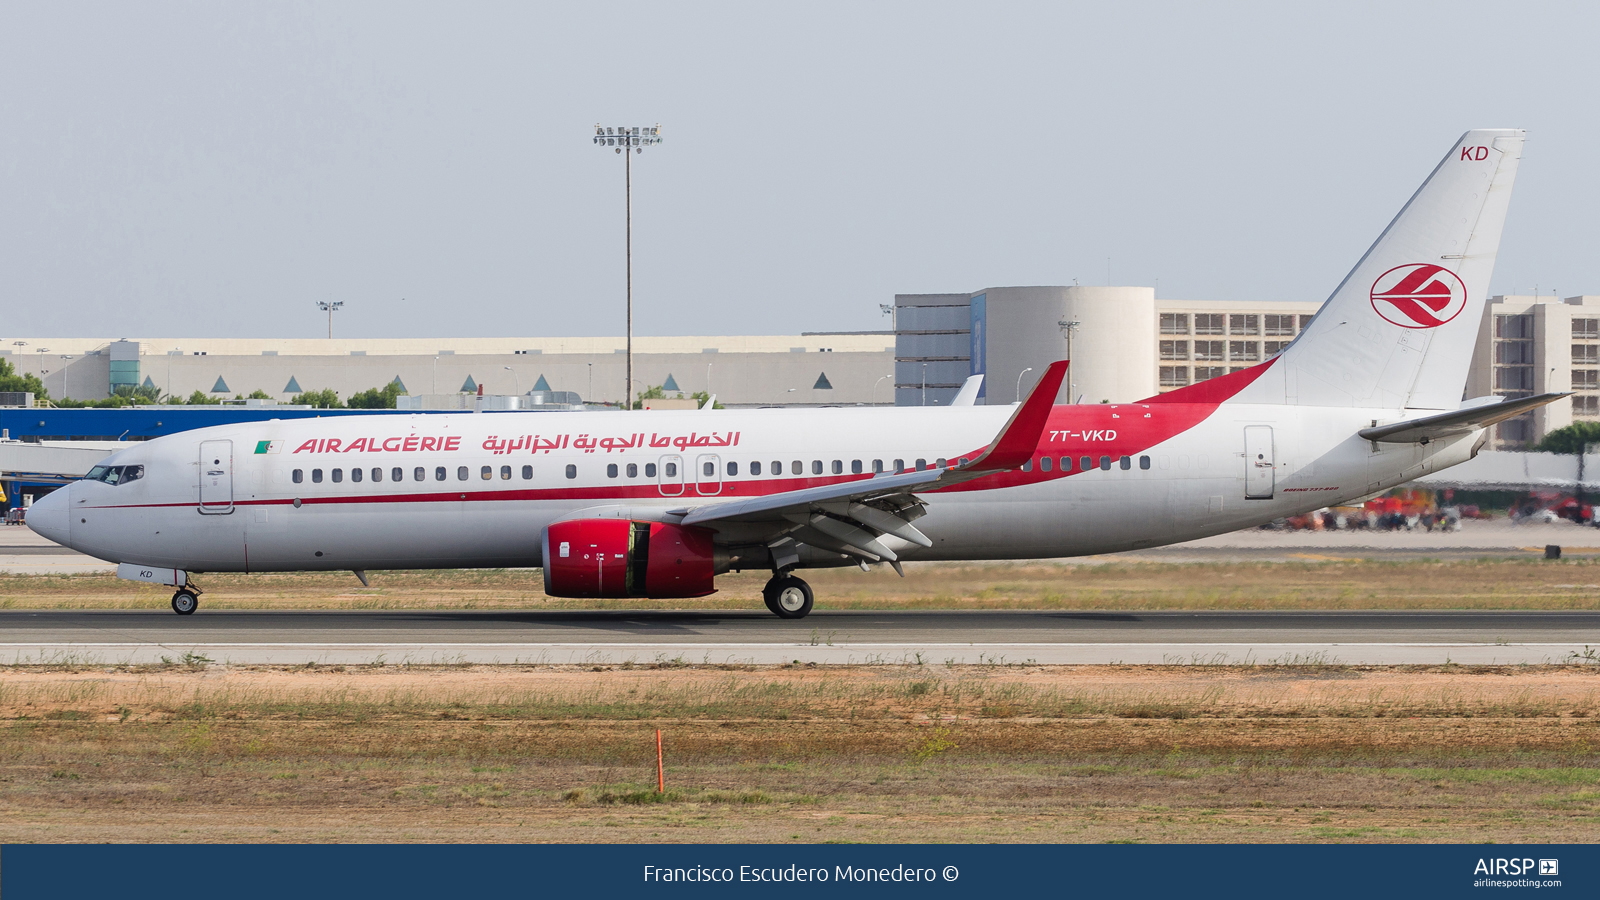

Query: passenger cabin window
left=415, top=467, right=425, bottom=482
left=771, top=461, right=782, bottom=475
left=832, top=460, right=843, bottom=474
left=331, top=468, right=343, bottom=483
left=292, top=469, right=304, bottom=484
left=704, top=461, right=715, bottom=477
left=894, top=459, right=905, bottom=473
left=1021, top=460, right=1032, bottom=472
left=936, top=458, right=947, bottom=469
left=645, top=463, right=658, bottom=478
left=371, top=468, right=383, bottom=483
left=1040, top=456, right=1052, bottom=472
left=1139, top=455, right=1151, bottom=470
left=392, top=467, right=403, bottom=482
left=481, top=466, right=492, bottom=480
left=916, top=459, right=926, bottom=470
left=751, top=461, right=762, bottom=476
left=791, top=461, right=802, bottom=475
left=312, top=469, right=324, bottom=483
left=872, top=459, right=883, bottom=473
left=727, top=461, right=738, bottom=476
left=1100, top=456, right=1111, bottom=470
left=457, top=466, right=468, bottom=481
left=565, top=464, right=578, bottom=479
left=811, top=460, right=823, bottom=475
left=608, top=464, right=619, bottom=478
left=851, top=460, right=862, bottom=474
left=500, top=465, right=511, bottom=480
left=434, top=467, right=446, bottom=481
left=350, top=467, right=362, bottom=483
left=1080, top=456, right=1091, bottom=471
left=1120, top=456, right=1132, bottom=470
left=625, top=463, right=637, bottom=478
left=1060, top=457, right=1072, bottom=471
left=523, top=465, right=534, bottom=479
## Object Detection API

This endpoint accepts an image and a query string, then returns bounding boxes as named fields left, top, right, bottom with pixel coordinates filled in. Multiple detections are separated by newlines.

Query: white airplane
left=28, top=129, right=1555, bottom=618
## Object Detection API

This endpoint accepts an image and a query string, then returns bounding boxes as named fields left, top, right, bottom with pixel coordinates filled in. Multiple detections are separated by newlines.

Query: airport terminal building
left=6, top=290, right=1596, bottom=448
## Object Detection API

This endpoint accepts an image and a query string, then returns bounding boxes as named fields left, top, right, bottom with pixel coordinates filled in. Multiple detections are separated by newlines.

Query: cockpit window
left=84, top=464, right=143, bottom=485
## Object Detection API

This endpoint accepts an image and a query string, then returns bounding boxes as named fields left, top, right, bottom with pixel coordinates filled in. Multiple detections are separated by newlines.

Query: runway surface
left=5, top=609, right=1597, bottom=666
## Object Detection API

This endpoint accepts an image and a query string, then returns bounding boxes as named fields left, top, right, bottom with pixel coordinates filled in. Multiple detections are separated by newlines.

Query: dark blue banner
left=3, top=843, right=1592, bottom=899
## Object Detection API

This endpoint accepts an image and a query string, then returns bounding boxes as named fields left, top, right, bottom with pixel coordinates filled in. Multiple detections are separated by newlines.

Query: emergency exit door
left=198, top=440, right=235, bottom=514
left=1244, top=426, right=1274, bottom=500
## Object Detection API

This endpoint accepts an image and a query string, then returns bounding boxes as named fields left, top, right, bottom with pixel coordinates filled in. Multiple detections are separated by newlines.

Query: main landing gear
left=170, top=587, right=201, bottom=615
left=763, top=574, right=813, bottom=619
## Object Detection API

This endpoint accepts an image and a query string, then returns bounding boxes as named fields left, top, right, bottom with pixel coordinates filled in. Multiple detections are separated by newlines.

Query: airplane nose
left=26, top=483, right=71, bottom=548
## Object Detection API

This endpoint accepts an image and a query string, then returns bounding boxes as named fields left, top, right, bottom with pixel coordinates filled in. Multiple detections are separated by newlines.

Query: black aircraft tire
left=764, top=576, right=813, bottom=620
left=171, top=591, right=199, bottom=615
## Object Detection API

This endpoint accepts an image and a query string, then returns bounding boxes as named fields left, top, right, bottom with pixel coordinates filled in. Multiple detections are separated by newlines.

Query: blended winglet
left=961, top=359, right=1067, bottom=471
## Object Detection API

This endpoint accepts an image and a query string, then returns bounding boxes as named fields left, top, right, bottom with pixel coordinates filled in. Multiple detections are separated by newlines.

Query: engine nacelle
left=541, top=519, right=717, bottom=599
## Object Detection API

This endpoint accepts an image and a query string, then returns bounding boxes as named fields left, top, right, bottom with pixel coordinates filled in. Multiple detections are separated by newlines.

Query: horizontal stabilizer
left=1358, top=393, right=1567, bottom=444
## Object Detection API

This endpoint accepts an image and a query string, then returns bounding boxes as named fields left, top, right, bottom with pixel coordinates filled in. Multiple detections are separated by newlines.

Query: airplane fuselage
left=36, top=400, right=1479, bottom=575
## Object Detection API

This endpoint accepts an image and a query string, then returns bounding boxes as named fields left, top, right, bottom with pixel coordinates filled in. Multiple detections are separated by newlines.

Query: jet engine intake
left=541, top=519, right=716, bottom=599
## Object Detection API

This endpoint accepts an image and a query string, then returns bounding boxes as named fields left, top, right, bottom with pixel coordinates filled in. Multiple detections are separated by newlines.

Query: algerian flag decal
left=254, top=440, right=282, bottom=454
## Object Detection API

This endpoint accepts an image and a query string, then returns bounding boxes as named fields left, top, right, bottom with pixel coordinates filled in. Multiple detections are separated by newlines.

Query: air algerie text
left=293, top=436, right=463, bottom=454
left=289, top=431, right=742, bottom=455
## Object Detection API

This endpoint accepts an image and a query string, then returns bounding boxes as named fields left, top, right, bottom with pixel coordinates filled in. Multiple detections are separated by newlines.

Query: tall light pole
left=1015, top=367, right=1033, bottom=403
left=1058, top=319, right=1080, bottom=402
left=503, top=365, right=519, bottom=395
left=872, top=374, right=890, bottom=405
left=593, top=123, right=663, bottom=412
left=317, top=300, right=344, bottom=339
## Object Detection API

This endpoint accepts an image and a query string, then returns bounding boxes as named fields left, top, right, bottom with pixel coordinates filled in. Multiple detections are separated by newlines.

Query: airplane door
left=198, top=440, right=235, bottom=514
left=1244, top=426, right=1274, bottom=500
left=657, top=455, right=684, bottom=497
left=695, top=454, right=722, bottom=496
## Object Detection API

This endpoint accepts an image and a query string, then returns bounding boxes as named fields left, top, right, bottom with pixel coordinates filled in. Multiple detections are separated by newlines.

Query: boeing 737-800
left=27, top=129, right=1555, bottom=618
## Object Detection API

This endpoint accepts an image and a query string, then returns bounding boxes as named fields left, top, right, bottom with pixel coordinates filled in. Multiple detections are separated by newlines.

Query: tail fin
left=1237, top=129, right=1524, bottom=410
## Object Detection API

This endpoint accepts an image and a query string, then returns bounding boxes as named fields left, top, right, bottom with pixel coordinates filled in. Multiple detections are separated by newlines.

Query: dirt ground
left=4, top=663, right=1600, bottom=843
left=6, top=557, right=1600, bottom=610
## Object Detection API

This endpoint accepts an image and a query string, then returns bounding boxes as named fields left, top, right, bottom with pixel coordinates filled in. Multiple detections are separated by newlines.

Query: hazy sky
left=2, top=2, right=1596, bottom=339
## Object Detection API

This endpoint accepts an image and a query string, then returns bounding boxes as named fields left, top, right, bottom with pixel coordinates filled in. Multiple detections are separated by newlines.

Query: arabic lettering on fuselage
left=289, top=432, right=740, bottom=455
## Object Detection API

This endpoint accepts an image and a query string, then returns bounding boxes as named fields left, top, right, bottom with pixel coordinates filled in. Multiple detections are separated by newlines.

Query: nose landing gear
left=170, top=587, right=201, bottom=615
left=762, top=574, right=813, bottom=619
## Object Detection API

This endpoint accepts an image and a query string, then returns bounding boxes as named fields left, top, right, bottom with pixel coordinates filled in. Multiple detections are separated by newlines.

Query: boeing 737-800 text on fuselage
left=28, top=130, right=1554, bottom=617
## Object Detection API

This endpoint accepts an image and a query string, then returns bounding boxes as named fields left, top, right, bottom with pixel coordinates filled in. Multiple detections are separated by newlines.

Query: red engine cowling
left=541, top=519, right=717, bottom=599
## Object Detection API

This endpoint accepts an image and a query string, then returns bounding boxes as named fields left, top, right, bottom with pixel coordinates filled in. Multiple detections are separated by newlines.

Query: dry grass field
left=4, top=557, right=1600, bottom=611
left=4, top=663, right=1600, bottom=843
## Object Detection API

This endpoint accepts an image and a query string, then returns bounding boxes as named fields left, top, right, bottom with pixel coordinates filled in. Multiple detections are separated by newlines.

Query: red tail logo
left=1370, top=264, right=1467, bottom=329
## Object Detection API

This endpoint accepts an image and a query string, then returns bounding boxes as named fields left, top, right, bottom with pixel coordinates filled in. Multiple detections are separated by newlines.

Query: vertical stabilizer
left=1236, top=130, right=1524, bottom=410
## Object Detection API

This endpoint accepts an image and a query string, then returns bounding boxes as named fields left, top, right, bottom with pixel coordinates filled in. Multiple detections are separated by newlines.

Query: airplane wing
left=671, top=361, right=1067, bottom=567
left=1357, top=393, right=1567, bottom=444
